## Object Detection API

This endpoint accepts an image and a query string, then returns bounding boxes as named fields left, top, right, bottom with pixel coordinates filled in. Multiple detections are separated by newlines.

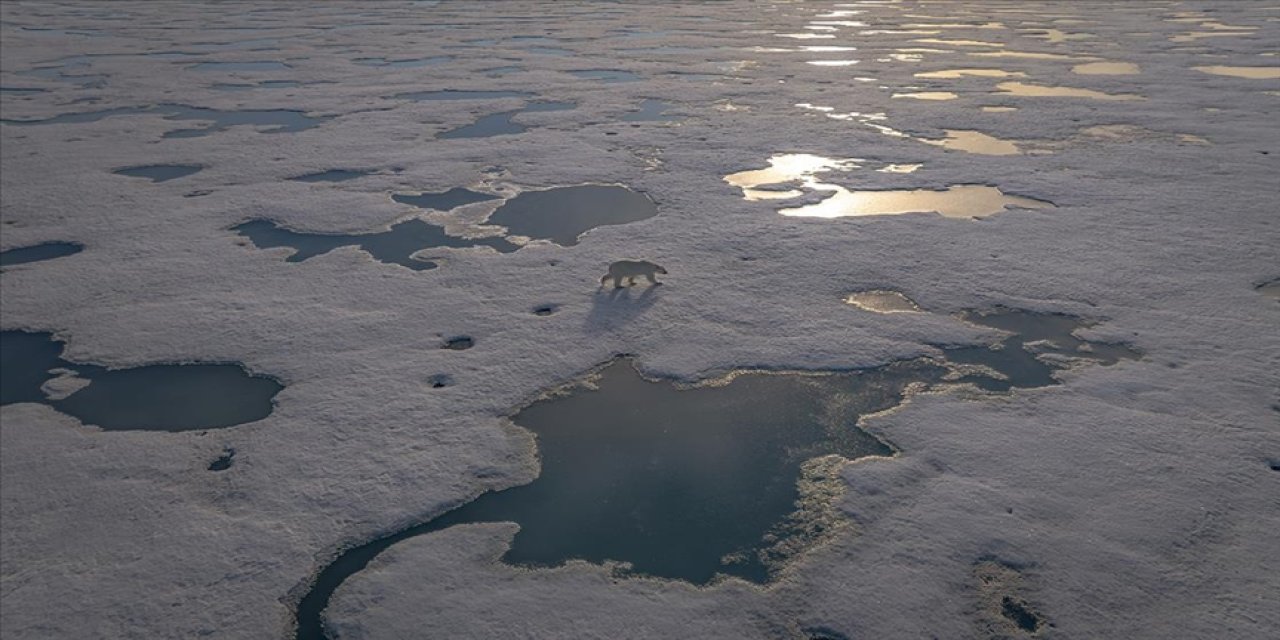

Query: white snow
left=2, top=1, right=1277, bottom=639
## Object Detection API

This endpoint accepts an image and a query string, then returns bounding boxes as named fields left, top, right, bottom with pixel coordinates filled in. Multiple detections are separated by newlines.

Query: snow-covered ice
left=1, top=1, right=1277, bottom=639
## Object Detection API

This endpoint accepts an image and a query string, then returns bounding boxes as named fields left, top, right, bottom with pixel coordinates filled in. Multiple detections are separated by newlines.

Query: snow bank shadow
left=292, top=309, right=1140, bottom=640
left=973, top=559, right=1051, bottom=636
left=584, top=285, right=660, bottom=334
left=0, top=330, right=282, bottom=431
left=1257, top=278, right=1280, bottom=301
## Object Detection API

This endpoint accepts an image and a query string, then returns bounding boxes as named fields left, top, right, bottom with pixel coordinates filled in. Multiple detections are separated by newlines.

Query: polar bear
left=600, top=260, right=667, bottom=288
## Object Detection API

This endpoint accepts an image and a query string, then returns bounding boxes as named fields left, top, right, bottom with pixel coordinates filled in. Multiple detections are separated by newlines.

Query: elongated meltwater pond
left=0, top=330, right=282, bottom=430
left=237, top=184, right=657, bottom=270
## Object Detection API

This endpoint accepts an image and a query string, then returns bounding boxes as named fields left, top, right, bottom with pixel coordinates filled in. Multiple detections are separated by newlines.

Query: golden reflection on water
left=893, top=91, right=959, bottom=100
left=1170, top=31, right=1256, bottom=43
left=914, top=38, right=1006, bottom=48
left=723, top=154, right=860, bottom=201
left=971, top=50, right=1096, bottom=61
left=780, top=184, right=1053, bottom=218
left=1193, top=65, right=1280, bottom=79
left=861, top=29, right=942, bottom=36
left=915, top=68, right=1025, bottom=78
left=810, top=20, right=867, bottom=27
left=794, top=103, right=1018, bottom=155
left=1022, top=28, right=1095, bottom=44
left=922, top=130, right=1020, bottom=155
left=1259, top=280, right=1280, bottom=301
left=879, top=163, right=923, bottom=174
left=1072, top=61, right=1140, bottom=75
left=725, top=154, right=1054, bottom=219
left=1079, top=125, right=1211, bottom=146
left=776, top=33, right=835, bottom=39
left=844, top=290, right=923, bottom=313
left=903, top=22, right=1007, bottom=30
left=996, top=81, right=1144, bottom=101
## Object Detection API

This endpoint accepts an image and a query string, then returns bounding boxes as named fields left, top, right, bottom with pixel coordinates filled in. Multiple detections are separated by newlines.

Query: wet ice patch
left=289, top=169, right=370, bottom=183
left=15, top=60, right=108, bottom=88
left=437, top=101, right=575, bottom=139
left=1257, top=279, right=1280, bottom=301
left=892, top=91, right=959, bottom=101
left=189, top=61, right=290, bottom=72
left=568, top=69, right=641, bottom=83
left=353, top=56, right=451, bottom=68
left=524, top=46, right=574, bottom=56
left=1, top=104, right=331, bottom=137
left=392, top=90, right=533, bottom=101
left=1071, top=61, right=1140, bottom=75
left=212, top=80, right=302, bottom=90
left=947, top=308, right=1142, bottom=392
left=113, top=164, right=203, bottom=182
left=915, top=68, right=1025, bottom=79
left=1192, top=66, right=1280, bottom=80
left=914, top=38, right=1005, bottom=48
left=995, top=81, right=1144, bottom=101
left=620, top=99, right=681, bottom=122
left=970, top=50, right=1094, bottom=61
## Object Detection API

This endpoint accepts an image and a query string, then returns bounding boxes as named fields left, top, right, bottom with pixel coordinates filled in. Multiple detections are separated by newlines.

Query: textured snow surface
left=1, top=1, right=1277, bottom=639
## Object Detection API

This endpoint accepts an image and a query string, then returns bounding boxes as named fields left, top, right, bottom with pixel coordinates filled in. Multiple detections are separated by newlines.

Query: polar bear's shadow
left=585, top=284, right=660, bottom=334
